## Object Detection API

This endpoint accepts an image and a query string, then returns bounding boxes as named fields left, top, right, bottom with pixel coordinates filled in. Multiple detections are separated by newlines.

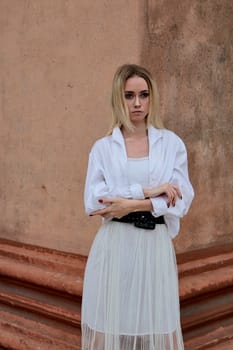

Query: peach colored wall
left=144, top=0, right=233, bottom=252
left=0, top=1, right=145, bottom=255
left=0, top=1, right=232, bottom=256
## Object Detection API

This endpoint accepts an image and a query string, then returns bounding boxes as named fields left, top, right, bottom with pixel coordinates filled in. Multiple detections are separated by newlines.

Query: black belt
left=112, top=211, right=165, bottom=230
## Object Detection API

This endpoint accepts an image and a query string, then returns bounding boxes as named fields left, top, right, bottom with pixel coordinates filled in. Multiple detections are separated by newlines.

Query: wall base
left=0, top=238, right=232, bottom=349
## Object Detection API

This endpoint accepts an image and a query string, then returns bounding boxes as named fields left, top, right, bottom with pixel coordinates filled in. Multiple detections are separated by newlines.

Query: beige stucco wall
left=0, top=0, right=146, bottom=254
left=144, top=0, right=233, bottom=252
left=0, top=0, right=232, bottom=256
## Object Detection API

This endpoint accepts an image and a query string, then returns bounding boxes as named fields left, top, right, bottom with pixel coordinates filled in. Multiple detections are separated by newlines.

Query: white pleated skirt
left=81, top=221, right=184, bottom=350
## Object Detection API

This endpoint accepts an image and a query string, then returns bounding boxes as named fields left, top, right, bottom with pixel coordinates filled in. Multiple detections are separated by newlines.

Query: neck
left=122, top=122, right=147, bottom=139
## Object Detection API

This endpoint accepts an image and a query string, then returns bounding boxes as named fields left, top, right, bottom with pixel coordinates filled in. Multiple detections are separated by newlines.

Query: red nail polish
left=98, top=199, right=103, bottom=203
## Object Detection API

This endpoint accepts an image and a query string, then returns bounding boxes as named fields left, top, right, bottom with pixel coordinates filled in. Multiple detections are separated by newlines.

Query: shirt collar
left=147, top=125, right=163, bottom=145
left=112, top=125, right=163, bottom=145
left=112, top=127, right=125, bottom=146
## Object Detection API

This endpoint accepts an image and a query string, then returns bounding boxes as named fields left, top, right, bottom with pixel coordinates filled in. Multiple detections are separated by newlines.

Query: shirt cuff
left=129, top=184, right=145, bottom=199
left=151, top=197, right=168, bottom=217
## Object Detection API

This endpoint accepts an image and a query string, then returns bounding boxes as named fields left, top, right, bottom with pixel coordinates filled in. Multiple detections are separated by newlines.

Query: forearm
left=90, top=197, right=153, bottom=218
left=129, top=198, right=153, bottom=212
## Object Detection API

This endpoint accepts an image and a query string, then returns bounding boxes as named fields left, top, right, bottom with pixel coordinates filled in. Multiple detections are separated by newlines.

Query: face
left=124, top=76, right=150, bottom=125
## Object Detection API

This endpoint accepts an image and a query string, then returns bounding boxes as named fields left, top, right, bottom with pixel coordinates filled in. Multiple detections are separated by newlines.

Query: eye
left=124, top=92, right=134, bottom=100
left=140, top=92, right=150, bottom=99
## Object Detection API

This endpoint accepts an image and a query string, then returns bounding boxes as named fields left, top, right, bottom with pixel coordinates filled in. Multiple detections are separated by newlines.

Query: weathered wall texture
left=0, top=1, right=146, bottom=254
left=143, top=0, right=233, bottom=252
left=0, top=0, right=232, bottom=256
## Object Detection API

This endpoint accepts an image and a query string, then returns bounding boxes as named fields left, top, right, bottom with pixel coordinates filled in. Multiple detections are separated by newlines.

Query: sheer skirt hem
left=82, top=323, right=184, bottom=350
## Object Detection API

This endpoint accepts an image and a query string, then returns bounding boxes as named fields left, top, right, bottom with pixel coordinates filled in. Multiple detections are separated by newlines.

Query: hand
left=90, top=197, right=133, bottom=218
left=144, top=183, right=182, bottom=207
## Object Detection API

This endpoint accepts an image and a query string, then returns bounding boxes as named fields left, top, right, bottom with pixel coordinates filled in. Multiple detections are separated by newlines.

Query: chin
left=130, top=116, right=147, bottom=123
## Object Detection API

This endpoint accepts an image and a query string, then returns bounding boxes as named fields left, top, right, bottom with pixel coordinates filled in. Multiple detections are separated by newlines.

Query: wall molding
left=0, top=239, right=84, bottom=350
left=178, top=244, right=233, bottom=349
left=0, top=238, right=232, bottom=349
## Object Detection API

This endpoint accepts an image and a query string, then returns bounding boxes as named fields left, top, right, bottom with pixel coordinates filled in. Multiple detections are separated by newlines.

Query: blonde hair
left=108, top=64, right=164, bottom=134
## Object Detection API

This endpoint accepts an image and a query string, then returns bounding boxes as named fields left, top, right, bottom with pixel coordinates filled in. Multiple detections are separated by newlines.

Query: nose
left=134, top=95, right=141, bottom=107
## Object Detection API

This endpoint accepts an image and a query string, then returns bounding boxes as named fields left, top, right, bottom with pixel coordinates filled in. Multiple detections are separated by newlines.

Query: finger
left=167, top=188, right=177, bottom=207
left=90, top=207, right=110, bottom=216
left=176, top=188, right=182, bottom=199
left=169, top=188, right=176, bottom=203
left=171, top=189, right=177, bottom=206
left=166, top=189, right=173, bottom=207
left=98, top=198, right=111, bottom=204
left=171, top=185, right=182, bottom=199
left=98, top=197, right=118, bottom=205
left=172, top=193, right=176, bottom=207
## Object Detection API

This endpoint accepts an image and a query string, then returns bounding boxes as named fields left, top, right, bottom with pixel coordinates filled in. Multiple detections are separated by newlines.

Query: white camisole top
left=127, top=157, right=149, bottom=189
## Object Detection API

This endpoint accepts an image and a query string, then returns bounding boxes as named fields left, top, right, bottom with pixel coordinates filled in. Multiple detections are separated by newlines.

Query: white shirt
left=84, top=125, right=194, bottom=238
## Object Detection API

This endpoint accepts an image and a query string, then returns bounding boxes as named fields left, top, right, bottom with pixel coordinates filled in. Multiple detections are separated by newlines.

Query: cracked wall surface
left=143, top=0, right=233, bottom=252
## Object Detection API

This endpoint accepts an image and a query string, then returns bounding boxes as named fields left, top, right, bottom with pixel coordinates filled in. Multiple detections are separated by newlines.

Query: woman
left=82, top=64, right=194, bottom=350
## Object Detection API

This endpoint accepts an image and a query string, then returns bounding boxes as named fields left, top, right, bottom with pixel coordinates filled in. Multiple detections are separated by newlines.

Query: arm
left=84, top=148, right=145, bottom=215
left=143, top=183, right=182, bottom=208
left=90, top=197, right=153, bottom=218
left=149, top=139, right=194, bottom=218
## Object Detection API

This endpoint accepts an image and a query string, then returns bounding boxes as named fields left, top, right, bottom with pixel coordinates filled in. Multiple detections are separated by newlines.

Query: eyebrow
left=124, top=89, right=149, bottom=93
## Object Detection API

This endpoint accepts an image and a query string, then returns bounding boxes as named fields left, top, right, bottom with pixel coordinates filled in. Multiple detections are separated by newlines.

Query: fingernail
left=181, top=196, right=183, bottom=200
left=167, top=203, right=170, bottom=208
left=89, top=214, right=93, bottom=216
left=98, top=199, right=103, bottom=203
